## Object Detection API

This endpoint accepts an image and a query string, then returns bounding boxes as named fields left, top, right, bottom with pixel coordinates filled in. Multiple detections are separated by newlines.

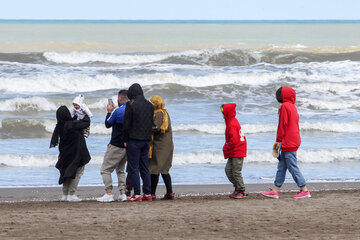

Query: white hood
left=72, top=94, right=84, bottom=107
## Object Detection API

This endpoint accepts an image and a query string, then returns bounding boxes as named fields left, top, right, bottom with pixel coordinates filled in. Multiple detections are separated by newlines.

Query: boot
left=161, top=193, right=175, bottom=200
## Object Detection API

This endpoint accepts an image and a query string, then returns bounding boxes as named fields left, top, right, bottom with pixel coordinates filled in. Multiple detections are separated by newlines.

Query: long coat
left=148, top=111, right=174, bottom=175
left=51, top=106, right=91, bottom=184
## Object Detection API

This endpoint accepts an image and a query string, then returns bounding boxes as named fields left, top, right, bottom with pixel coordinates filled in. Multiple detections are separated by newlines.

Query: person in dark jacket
left=261, top=86, right=311, bottom=199
left=50, top=105, right=91, bottom=202
left=221, top=103, right=247, bottom=199
left=124, top=83, right=154, bottom=202
left=96, top=90, right=128, bottom=203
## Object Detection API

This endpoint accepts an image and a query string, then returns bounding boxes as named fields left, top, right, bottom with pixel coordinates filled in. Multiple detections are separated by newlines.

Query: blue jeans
left=126, top=140, right=151, bottom=195
left=274, top=151, right=306, bottom=188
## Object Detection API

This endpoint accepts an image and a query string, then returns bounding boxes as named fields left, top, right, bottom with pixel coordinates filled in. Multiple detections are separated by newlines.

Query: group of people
left=50, top=83, right=311, bottom=202
left=50, top=83, right=174, bottom=202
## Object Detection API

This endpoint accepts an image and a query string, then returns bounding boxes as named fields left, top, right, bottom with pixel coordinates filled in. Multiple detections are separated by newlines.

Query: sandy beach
left=0, top=182, right=359, bottom=239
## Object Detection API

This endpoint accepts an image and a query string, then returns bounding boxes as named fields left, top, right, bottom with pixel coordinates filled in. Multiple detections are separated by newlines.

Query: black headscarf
left=50, top=106, right=72, bottom=148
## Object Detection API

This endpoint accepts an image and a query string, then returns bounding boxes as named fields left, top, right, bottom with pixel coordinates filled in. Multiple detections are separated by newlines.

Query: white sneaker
left=61, top=195, right=68, bottom=201
left=96, top=193, right=114, bottom=202
left=67, top=195, right=82, bottom=202
left=118, top=194, right=127, bottom=202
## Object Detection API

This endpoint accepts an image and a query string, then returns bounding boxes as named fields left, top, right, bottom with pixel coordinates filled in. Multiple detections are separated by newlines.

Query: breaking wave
left=2, top=48, right=360, bottom=66
left=1, top=119, right=360, bottom=139
left=43, top=49, right=360, bottom=66
left=1, top=148, right=358, bottom=167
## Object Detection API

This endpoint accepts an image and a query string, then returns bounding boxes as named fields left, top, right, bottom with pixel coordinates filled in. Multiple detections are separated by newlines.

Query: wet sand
left=0, top=183, right=359, bottom=239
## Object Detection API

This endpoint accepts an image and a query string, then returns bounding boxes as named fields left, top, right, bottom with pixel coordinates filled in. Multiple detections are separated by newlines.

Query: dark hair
left=118, top=90, right=129, bottom=100
left=276, top=87, right=283, bottom=103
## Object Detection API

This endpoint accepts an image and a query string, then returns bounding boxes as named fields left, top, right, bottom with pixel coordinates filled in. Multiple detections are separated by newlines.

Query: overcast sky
left=1, top=0, right=359, bottom=20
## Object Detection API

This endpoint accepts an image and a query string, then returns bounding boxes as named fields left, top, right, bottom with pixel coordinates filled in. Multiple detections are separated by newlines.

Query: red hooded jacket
left=276, top=86, right=301, bottom=152
left=222, top=103, right=247, bottom=159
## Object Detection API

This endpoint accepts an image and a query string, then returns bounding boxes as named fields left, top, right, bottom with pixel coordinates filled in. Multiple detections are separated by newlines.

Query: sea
left=0, top=20, right=359, bottom=188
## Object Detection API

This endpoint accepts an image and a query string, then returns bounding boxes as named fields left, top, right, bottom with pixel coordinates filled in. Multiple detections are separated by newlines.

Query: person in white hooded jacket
left=71, top=94, right=93, bottom=137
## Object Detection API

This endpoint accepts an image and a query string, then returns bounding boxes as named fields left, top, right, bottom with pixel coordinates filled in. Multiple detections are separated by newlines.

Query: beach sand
left=0, top=183, right=359, bottom=239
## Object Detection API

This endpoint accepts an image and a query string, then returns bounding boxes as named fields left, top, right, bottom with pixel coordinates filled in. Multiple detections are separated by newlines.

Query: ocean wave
left=0, top=97, right=117, bottom=113
left=0, top=97, right=58, bottom=112
left=2, top=48, right=360, bottom=66
left=299, top=98, right=360, bottom=110
left=1, top=119, right=360, bottom=139
left=1, top=92, right=360, bottom=113
left=43, top=51, right=171, bottom=64
left=0, top=72, right=281, bottom=93
left=0, top=119, right=55, bottom=138
left=1, top=148, right=358, bottom=167
left=42, top=49, right=360, bottom=66
left=171, top=122, right=360, bottom=135
left=297, top=82, right=360, bottom=95
left=174, top=148, right=360, bottom=164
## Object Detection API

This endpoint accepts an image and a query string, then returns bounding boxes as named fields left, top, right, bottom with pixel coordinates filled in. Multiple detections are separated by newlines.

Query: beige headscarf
left=149, top=95, right=169, bottom=158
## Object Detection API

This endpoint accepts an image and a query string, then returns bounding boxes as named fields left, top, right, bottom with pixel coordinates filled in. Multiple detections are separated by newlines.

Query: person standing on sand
left=261, top=86, right=311, bottom=199
left=96, top=90, right=128, bottom=202
left=148, top=95, right=175, bottom=200
left=124, top=83, right=154, bottom=202
left=50, top=106, right=91, bottom=202
left=221, top=103, right=248, bottom=199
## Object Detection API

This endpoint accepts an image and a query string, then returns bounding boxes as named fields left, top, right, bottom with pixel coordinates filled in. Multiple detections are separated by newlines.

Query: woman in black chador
left=50, top=105, right=91, bottom=201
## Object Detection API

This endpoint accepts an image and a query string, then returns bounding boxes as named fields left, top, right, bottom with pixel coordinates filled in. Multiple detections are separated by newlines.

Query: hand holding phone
left=108, top=99, right=114, bottom=108
left=107, top=99, right=114, bottom=113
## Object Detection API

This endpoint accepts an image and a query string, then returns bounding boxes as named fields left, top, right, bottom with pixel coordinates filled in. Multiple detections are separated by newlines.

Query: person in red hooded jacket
left=221, top=103, right=247, bottom=199
left=261, top=86, right=311, bottom=199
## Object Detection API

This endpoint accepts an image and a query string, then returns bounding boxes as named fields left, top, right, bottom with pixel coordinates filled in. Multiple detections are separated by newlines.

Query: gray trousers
left=62, top=166, right=85, bottom=195
left=100, top=144, right=127, bottom=194
left=225, top=157, right=245, bottom=191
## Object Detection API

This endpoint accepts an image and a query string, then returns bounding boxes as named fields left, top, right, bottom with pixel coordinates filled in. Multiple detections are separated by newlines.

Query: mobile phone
left=108, top=99, right=114, bottom=107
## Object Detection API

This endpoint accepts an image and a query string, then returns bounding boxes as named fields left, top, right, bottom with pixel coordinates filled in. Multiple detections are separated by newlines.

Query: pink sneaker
left=261, top=189, right=279, bottom=199
left=293, top=191, right=311, bottom=199
left=233, top=191, right=248, bottom=199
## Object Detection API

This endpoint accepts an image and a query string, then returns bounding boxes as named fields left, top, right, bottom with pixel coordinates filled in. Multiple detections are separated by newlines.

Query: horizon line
left=1, top=19, right=360, bottom=21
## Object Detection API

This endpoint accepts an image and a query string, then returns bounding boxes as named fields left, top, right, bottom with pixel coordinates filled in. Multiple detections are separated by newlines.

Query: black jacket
left=50, top=106, right=91, bottom=184
left=124, top=83, right=154, bottom=142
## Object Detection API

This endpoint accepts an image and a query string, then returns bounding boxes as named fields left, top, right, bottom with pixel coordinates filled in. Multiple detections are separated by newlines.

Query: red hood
left=281, top=86, right=296, bottom=104
left=223, top=103, right=236, bottom=121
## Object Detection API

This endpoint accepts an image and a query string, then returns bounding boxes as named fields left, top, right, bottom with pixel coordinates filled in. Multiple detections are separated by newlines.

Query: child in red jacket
left=261, top=86, right=311, bottom=199
left=221, top=103, right=247, bottom=199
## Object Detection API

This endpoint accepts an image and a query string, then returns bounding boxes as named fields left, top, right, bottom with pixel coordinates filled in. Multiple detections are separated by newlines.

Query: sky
left=0, top=0, right=359, bottom=20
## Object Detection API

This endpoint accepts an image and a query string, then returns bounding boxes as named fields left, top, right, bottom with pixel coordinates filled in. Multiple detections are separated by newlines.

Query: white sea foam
left=174, top=148, right=359, bottom=165
left=1, top=94, right=359, bottom=113
left=0, top=155, right=104, bottom=167
left=1, top=148, right=358, bottom=167
left=1, top=58, right=360, bottom=94
left=172, top=121, right=360, bottom=135
left=297, top=82, right=360, bottom=95
left=1, top=119, right=360, bottom=136
left=0, top=72, right=280, bottom=93
left=43, top=48, right=227, bottom=65
left=0, top=97, right=58, bottom=112
left=300, top=98, right=360, bottom=110
left=44, top=51, right=171, bottom=64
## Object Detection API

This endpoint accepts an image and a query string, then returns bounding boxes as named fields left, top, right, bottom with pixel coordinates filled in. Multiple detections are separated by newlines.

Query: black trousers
left=151, top=173, right=173, bottom=194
